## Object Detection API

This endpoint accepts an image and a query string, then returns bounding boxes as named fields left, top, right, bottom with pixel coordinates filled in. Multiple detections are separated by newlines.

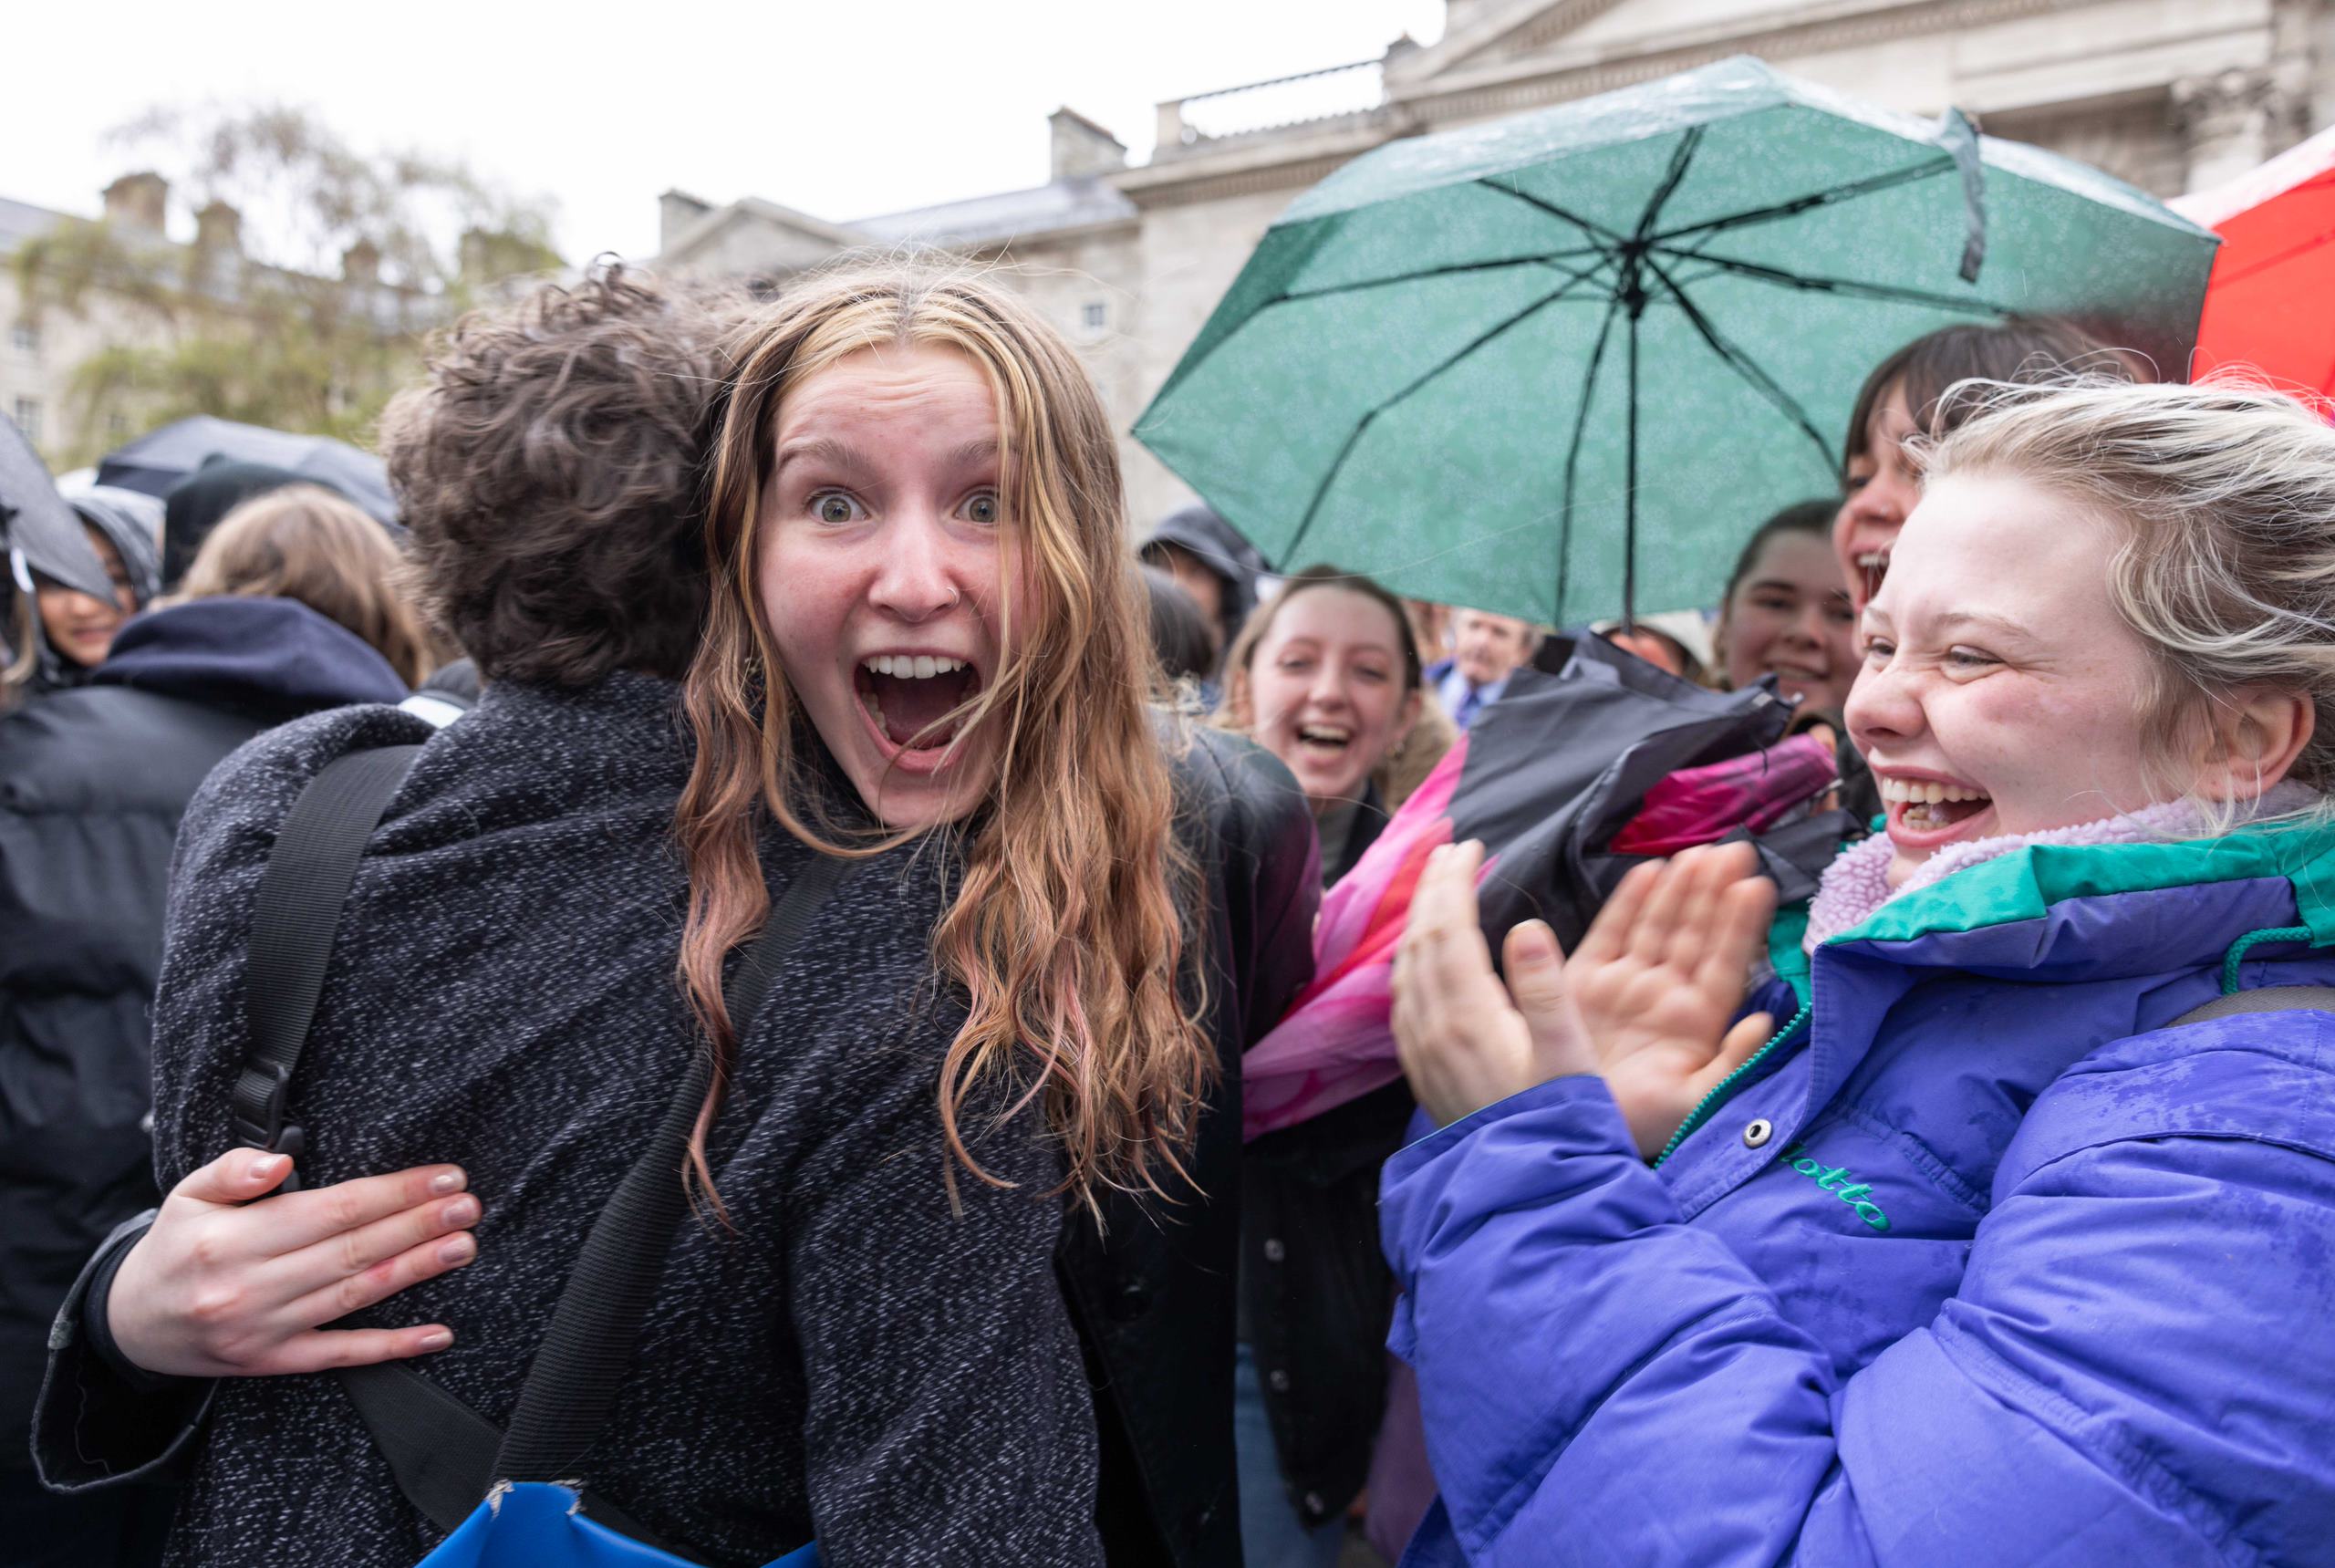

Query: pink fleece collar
left=1804, top=784, right=2319, bottom=953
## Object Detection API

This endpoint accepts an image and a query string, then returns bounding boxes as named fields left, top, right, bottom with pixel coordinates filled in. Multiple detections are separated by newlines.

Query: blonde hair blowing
left=679, top=258, right=1205, bottom=1214
left=1925, top=376, right=2335, bottom=807
left=176, top=485, right=442, bottom=686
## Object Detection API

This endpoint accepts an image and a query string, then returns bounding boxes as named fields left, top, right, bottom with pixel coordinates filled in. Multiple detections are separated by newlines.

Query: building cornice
left=1388, top=0, right=1627, bottom=86
left=1398, top=0, right=2079, bottom=119
left=1112, top=116, right=1416, bottom=207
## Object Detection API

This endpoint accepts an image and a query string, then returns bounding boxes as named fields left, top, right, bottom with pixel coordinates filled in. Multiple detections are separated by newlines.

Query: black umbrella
left=98, top=416, right=397, bottom=526
left=2, top=413, right=114, bottom=602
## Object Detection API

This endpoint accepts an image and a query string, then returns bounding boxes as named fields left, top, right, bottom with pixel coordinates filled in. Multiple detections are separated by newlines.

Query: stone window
left=1083, top=300, right=1108, bottom=334
left=8, top=320, right=36, bottom=354
left=11, top=397, right=41, bottom=444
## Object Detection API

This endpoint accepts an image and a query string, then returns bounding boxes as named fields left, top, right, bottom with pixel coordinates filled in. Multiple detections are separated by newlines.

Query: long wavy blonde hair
left=677, top=260, right=1206, bottom=1211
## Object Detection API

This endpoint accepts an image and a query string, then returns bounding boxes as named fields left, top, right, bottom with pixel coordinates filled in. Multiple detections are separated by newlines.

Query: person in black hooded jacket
left=17, top=487, right=163, bottom=699
left=1141, top=504, right=1266, bottom=678
left=0, top=570, right=411, bottom=1564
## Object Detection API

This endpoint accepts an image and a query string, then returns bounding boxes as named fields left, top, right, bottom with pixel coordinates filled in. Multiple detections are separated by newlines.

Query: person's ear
left=2194, top=686, right=2315, bottom=802
left=1397, top=683, right=1425, bottom=736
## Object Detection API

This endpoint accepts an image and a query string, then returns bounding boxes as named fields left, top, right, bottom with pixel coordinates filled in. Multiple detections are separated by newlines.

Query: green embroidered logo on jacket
left=1780, top=1144, right=1890, bottom=1231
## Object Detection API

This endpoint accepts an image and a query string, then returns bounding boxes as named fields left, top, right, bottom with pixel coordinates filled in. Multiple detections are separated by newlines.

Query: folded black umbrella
left=1247, top=634, right=1854, bottom=1138
left=1461, top=635, right=1854, bottom=952
left=2, top=414, right=113, bottom=603
left=98, top=416, right=397, bottom=527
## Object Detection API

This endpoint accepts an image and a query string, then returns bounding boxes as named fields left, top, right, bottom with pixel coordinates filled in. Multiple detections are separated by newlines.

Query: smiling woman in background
left=26, top=490, right=160, bottom=693
left=1219, top=564, right=1427, bottom=887
left=1711, top=497, right=1858, bottom=721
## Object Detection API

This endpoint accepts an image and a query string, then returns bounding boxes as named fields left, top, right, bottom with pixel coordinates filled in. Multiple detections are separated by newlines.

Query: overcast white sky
left=1, top=1, right=1447, bottom=263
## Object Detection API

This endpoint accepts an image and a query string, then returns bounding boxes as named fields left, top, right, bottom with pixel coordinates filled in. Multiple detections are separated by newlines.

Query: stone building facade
left=0, top=176, right=182, bottom=468
left=663, top=0, right=2335, bottom=526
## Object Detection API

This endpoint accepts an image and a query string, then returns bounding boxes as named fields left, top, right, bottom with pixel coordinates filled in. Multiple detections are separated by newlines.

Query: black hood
left=1141, top=504, right=1266, bottom=639
left=68, top=488, right=163, bottom=608
left=94, top=597, right=409, bottom=715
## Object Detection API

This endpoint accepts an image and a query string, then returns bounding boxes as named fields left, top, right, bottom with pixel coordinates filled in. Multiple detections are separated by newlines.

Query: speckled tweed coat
left=40, top=674, right=1104, bottom=1568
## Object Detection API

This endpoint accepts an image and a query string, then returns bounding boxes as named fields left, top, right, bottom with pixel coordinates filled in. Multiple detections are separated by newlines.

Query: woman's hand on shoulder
left=1393, top=840, right=1598, bottom=1127
left=1568, top=844, right=1778, bottom=1158
left=108, top=1148, right=481, bottom=1378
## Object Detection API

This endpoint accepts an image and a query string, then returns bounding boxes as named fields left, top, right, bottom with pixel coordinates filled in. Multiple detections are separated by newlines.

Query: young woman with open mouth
left=34, top=265, right=1316, bottom=1568
left=677, top=264, right=1316, bottom=1568
left=1383, top=379, right=2335, bottom=1565
left=1219, top=565, right=1429, bottom=888
left=1832, top=317, right=2125, bottom=613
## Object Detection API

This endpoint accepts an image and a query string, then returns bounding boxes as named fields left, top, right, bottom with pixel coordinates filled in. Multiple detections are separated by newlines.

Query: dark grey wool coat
left=36, top=674, right=1104, bottom=1568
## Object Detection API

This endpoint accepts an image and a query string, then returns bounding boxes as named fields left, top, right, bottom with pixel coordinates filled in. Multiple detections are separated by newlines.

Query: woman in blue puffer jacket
left=1385, top=378, right=2335, bottom=1566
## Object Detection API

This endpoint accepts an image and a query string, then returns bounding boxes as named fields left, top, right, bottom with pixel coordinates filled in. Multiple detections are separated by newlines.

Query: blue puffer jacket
left=1381, top=826, right=2335, bottom=1565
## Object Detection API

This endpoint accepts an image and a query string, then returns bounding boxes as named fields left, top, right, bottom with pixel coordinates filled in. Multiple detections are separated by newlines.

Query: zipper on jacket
left=1653, top=1002, right=1812, bottom=1168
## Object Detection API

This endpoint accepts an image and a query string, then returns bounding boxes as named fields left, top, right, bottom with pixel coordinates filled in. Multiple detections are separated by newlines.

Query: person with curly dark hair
left=35, top=258, right=1319, bottom=1568
left=29, top=263, right=761, bottom=1564
left=380, top=268, right=724, bottom=687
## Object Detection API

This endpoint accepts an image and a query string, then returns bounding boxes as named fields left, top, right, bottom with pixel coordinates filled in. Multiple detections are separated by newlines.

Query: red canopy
left=2174, top=125, right=2335, bottom=395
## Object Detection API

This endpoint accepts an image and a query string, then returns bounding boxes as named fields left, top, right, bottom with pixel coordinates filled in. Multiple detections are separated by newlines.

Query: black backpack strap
left=231, top=744, right=423, bottom=1170
left=299, top=849, right=844, bottom=1538
left=237, top=744, right=842, bottom=1535
left=337, top=1362, right=505, bottom=1531
left=2172, top=985, right=2335, bottom=1025
left=493, top=850, right=845, bottom=1484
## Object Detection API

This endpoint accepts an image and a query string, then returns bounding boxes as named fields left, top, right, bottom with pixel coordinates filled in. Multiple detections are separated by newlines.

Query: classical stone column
left=2174, top=67, right=2290, bottom=193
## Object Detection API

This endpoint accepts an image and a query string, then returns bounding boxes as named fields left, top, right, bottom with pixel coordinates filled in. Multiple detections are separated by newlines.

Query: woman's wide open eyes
left=961, top=489, right=1001, bottom=526
left=811, top=491, right=864, bottom=525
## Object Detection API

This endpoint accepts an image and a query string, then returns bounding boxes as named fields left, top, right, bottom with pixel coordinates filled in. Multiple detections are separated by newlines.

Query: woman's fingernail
left=253, top=1154, right=288, bottom=1179
left=439, top=1234, right=475, bottom=1265
left=1515, top=922, right=1557, bottom=961
left=441, top=1197, right=479, bottom=1228
left=418, top=1329, right=453, bottom=1351
left=430, top=1170, right=464, bottom=1195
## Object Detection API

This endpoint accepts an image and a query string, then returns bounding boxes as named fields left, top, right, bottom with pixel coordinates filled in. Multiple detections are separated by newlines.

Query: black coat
left=34, top=691, right=1319, bottom=1568
left=37, top=677, right=1107, bottom=1567
left=1239, top=785, right=1410, bottom=1531
left=1059, top=725, right=1320, bottom=1568
left=0, top=598, right=408, bottom=1459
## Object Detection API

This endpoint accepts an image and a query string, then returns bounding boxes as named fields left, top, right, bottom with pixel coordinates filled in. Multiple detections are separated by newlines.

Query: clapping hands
left=1391, top=840, right=1778, bottom=1155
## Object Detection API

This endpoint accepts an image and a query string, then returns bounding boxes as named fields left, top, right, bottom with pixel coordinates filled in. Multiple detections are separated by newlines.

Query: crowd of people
left=2, top=253, right=2332, bottom=1568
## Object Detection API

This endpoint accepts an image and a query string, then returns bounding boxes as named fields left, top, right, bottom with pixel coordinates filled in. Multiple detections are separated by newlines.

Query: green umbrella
left=1133, top=56, right=2217, bottom=626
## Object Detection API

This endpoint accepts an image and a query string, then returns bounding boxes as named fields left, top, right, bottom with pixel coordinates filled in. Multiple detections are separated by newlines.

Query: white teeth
left=861, top=655, right=970, bottom=680
left=1879, top=778, right=1988, bottom=805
